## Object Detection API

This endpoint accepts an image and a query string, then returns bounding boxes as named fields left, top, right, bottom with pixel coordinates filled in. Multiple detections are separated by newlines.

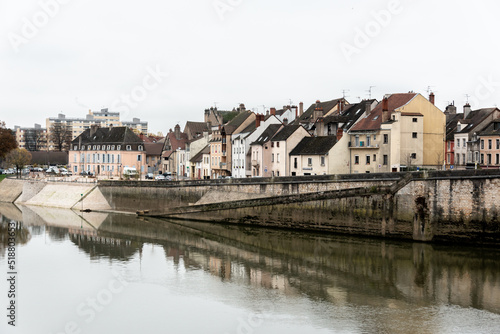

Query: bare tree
left=6, top=148, right=31, bottom=178
left=23, top=128, right=46, bottom=151
left=50, top=123, right=72, bottom=151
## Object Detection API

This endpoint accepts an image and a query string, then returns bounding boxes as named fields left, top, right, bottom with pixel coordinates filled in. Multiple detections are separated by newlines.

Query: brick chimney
left=429, top=92, right=435, bottom=105
left=174, top=124, right=181, bottom=140
left=382, top=97, right=390, bottom=122
left=256, top=114, right=262, bottom=127
left=283, top=118, right=288, bottom=126
left=299, top=102, right=304, bottom=116
left=336, top=128, right=343, bottom=141
left=270, top=108, right=276, bottom=116
left=365, top=100, right=372, bottom=114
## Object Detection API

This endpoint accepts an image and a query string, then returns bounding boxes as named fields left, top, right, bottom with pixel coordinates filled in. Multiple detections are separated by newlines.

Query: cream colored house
left=289, top=137, right=337, bottom=176
left=69, top=126, right=147, bottom=178
left=250, top=124, right=283, bottom=177
left=348, top=93, right=444, bottom=173
left=270, top=124, right=310, bottom=177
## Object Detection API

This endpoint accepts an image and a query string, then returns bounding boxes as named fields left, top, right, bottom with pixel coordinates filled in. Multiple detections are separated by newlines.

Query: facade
left=190, top=145, right=210, bottom=179
left=144, top=142, right=163, bottom=174
left=348, top=93, right=444, bottom=173
left=477, top=120, right=500, bottom=168
left=250, top=124, right=283, bottom=177
left=121, top=118, right=148, bottom=134
left=14, top=123, right=48, bottom=151
left=161, top=125, right=188, bottom=178
left=69, top=126, right=146, bottom=178
left=270, top=124, right=310, bottom=177
left=454, top=106, right=500, bottom=167
left=289, top=137, right=337, bottom=176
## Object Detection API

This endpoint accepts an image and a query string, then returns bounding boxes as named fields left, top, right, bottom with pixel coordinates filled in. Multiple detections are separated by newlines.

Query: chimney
left=429, top=92, right=435, bottom=105
left=174, top=124, right=181, bottom=140
left=382, top=97, right=390, bottom=122
left=270, top=108, right=276, bottom=116
left=90, top=124, right=99, bottom=137
left=299, top=102, right=304, bottom=116
left=283, top=118, right=288, bottom=126
left=313, top=107, right=323, bottom=121
left=365, top=100, right=372, bottom=114
left=464, top=103, right=472, bottom=119
left=316, top=118, right=324, bottom=136
left=239, top=103, right=246, bottom=112
left=256, top=114, right=262, bottom=127
left=338, top=100, right=344, bottom=114
left=336, top=128, right=343, bottom=141
left=292, top=105, right=298, bottom=118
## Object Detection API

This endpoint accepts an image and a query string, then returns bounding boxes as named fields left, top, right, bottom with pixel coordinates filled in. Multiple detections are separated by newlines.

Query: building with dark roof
left=476, top=120, right=500, bottom=168
left=69, top=126, right=147, bottom=178
left=289, top=137, right=337, bottom=176
left=161, top=124, right=189, bottom=178
left=249, top=124, right=283, bottom=177
left=270, top=124, right=310, bottom=176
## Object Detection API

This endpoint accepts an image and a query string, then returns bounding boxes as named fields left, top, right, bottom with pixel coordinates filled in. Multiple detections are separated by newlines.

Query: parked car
left=80, top=171, right=94, bottom=176
left=155, top=174, right=166, bottom=180
left=145, top=173, right=154, bottom=180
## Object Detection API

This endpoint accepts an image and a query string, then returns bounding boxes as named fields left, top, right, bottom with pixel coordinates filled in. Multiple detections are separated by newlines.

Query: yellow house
left=348, top=93, right=445, bottom=173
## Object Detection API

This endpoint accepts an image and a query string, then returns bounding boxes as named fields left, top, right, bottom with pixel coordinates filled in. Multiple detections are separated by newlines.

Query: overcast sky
left=1, top=0, right=499, bottom=134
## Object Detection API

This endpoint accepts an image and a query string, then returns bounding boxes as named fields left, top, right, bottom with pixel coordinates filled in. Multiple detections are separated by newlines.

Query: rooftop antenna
left=356, top=96, right=361, bottom=102
left=426, top=86, right=434, bottom=95
left=465, top=94, right=471, bottom=104
left=288, top=99, right=293, bottom=105
left=342, top=89, right=350, bottom=99
left=367, top=86, right=375, bottom=99
left=261, top=105, right=266, bottom=113
left=213, top=102, right=219, bottom=109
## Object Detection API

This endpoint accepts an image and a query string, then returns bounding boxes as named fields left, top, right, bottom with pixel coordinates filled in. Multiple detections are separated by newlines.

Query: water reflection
left=1, top=203, right=500, bottom=333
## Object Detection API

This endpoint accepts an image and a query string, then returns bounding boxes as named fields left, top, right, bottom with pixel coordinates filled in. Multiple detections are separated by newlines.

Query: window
left=447, top=141, right=451, bottom=150
left=277, top=142, right=280, bottom=148
left=456, top=139, right=460, bottom=148
left=497, top=154, right=499, bottom=165
left=481, top=154, right=484, bottom=164
left=354, top=155, right=359, bottom=165
left=111, top=145, right=115, bottom=150
left=488, top=139, right=492, bottom=150
left=73, top=166, right=78, bottom=173
left=367, top=135, right=371, bottom=147
left=475, top=152, right=479, bottom=162
left=383, top=155, right=388, bottom=165
left=87, top=154, right=90, bottom=162
left=463, top=138, right=466, bottom=148
left=271, top=154, right=274, bottom=162
left=321, top=156, right=325, bottom=166
left=373, top=154, right=376, bottom=162
left=412, top=118, right=418, bottom=122
left=456, top=154, right=460, bottom=165
left=277, top=153, right=280, bottom=163
left=97, top=145, right=100, bottom=150
left=383, top=134, right=388, bottom=144
left=271, top=142, right=274, bottom=148
left=355, top=135, right=360, bottom=146
left=411, top=153, right=417, bottom=159
left=497, top=139, right=500, bottom=150
left=117, top=145, right=121, bottom=150
left=117, top=154, right=121, bottom=163
left=126, top=145, right=131, bottom=151
left=366, top=155, right=370, bottom=165
left=107, top=145, right=110, bottom=150
left=308, top=158, right=312, bottom=166
left=74, top=145, right=77, bottom=150
left=294, top=158, right=298, bottom=169
left=139, top=145, right=143, bottom=151
left=487, top=154, right=492, bottom=165
left=481, top=140, right=484, bottom=149
left=73, top=154, right=77, bottom=163
left=412, top=132, right=417, bottom=138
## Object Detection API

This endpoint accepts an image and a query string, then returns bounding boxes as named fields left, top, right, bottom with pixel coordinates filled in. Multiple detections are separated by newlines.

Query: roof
left=30, top=151, right=68, bottom=165
left=350, top=93, right=417, bottom=132
left=298, top=98, right=345, bottom=123
left=289, top=136, right=337, bottom=155
left=184, top=121, right=209, bottom=139
left=271, top=124, right=303, bottom=142
left=338, top=99, right=377, bottom=130
left=71, top=126, right=142, bottom=145
left=456, top=108, right=498, bottom=134
left=161, top=130, right=188, bottom=157
left=224, top=111, right=254, bottom=134
left=144, top=143, right=163, bottom=156
left=190, top=145, right=210, bottom=163
left=445, top=113, right=464, bottom=141
left=477, top=119, right=500, bottom=136
left=240, top=120, right=257, bottom=134
left=251, top=124, right=282, bottom=145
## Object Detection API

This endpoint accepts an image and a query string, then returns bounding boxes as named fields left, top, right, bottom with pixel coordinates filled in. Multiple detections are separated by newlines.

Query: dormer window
left=117, top=145, right=121, bottom=150
left=126, top=145, right=131, bottom=151
left=138, top=145, right=143, bottom=151
left=74, top=145, right=77, bottom=150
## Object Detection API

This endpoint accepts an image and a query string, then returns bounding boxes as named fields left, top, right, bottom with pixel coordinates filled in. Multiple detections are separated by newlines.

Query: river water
left=0, top=203, right=499, bottom=334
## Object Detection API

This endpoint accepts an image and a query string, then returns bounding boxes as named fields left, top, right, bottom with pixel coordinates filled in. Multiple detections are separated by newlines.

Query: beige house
left=70, top=126, right=147, bottom=178
left=270, top=124, right=310, bottom=177
left=250, top=124, right=283, bottom=177
left=289, top=137, right=337, bottom=176
left=348, top=93, right=444, bottom=173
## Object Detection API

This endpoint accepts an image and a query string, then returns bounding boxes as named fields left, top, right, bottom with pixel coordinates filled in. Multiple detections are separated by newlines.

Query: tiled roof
left=224, top=111, right=254, bottom=134
left=338, top=99, right=377, bottom=130
left=289, top=136, right=337, bottom=155
left=445, top=113, right=464, bottom=141
left=144, top=143, right=163, bottom=156
left=184, top=121, right=209, bottom=138
left=350, top=93, right=417, bottom=132
left=298, top=98, right=345, bottom=122
left=456, top=108, right=498, bottom=134
left=271, top=124, right=303, bottom=142
left=251, top=124, right=282, bottom=145
left=72, top=126, right=142, bottom=145
left=240, top=120, right=257, bottom=134
left=190, top=145, right=210, bottom=163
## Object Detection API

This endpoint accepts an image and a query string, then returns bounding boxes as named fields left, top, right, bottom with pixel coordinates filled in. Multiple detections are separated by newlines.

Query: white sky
left=1, top=0, right=499, bottom=134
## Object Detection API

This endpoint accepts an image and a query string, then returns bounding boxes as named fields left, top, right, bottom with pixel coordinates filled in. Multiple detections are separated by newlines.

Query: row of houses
left=68, top=92, right=500, bottom=179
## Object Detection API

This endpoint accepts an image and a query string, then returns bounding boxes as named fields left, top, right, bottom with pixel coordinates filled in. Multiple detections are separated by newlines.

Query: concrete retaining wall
left=0, top=179, right=24, bottom=203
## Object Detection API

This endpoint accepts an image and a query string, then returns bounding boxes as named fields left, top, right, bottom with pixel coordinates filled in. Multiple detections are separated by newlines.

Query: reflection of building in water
left=69, top=230, right=142, bottom=262
left=0, top=219, right=31, bottom=259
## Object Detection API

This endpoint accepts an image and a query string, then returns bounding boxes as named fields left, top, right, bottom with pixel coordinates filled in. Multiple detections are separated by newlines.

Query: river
left=1, top=203, right=499, bottom=334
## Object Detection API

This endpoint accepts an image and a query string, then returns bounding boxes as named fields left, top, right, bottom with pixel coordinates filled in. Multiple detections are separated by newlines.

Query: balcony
left=348, top=142, right=379, bottom=149
left=219, top=162, right=227, bottom=168
left=251, top=160, right=260, bottom=167
left=222, top=151, right=227, bottom=157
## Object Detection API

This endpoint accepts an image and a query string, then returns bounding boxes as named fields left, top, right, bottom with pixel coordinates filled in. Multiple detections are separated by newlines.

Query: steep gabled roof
left=271, top=124, right=303, bottom=142
left=190, top=145, right=210, bottom=163
left=477, top=119, right=500, bottom=136
left=251, top=124, right=282, bottom=145
left=240, top=120, right=257, bottom=134
left=445, top=113, right=464, bottom=141
left=72, top=126, right=142, bottom=145
left=289, top=136, right=337, bottom=155
left=224, top=111, right=254, bottom=134
left=298, top=98, right=345, bottom=123
left=457, top=108, right=498, bottom=134
left=350, top=93, right=417, bottom=132
left=144, top=143, right=163, bottom=156
left=338, top=99, right=377, bottom=130
left=184, top=121, right=210, bottom=139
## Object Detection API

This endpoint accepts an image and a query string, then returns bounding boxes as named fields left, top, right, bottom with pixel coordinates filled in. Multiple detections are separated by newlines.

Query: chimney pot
left=299, top=102, right=304, bottom=116
left=429, top=92, right=435, bottom=105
